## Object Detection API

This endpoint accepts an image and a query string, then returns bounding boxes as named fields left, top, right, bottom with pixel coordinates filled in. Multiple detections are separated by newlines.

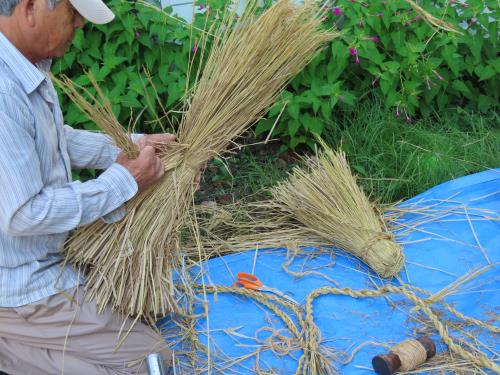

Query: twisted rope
left=190, top=283, right=499, bottom=373
left=300, top=285, right=500, bottom=373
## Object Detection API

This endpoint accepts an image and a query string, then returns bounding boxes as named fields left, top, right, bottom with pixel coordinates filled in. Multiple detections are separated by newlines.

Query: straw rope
left=193, top=285, right=305, bottom=340
left=301, top=285, right=500, bottom=373
left=186, top=285, right=500, bottom=375
left=191, top=282, right=499, bottom=373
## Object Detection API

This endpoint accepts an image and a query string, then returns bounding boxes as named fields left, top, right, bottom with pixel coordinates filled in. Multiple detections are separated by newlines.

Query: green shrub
left=53, top=0, right=200, bottom=133
left=54, top=0, right=499, bottom=152
left=256, top=0, right=499, bottom=149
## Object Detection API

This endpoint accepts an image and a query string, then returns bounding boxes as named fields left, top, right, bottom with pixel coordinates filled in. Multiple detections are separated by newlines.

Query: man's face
left=33, top=0, right=85, bottom=59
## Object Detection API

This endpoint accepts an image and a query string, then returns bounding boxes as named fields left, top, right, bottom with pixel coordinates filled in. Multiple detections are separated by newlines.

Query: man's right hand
left=116, top=146, right=164, bottom=193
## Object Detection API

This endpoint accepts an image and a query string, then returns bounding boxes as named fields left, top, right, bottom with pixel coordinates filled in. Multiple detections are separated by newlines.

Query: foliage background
left=54, top=0, right=499, bottom=202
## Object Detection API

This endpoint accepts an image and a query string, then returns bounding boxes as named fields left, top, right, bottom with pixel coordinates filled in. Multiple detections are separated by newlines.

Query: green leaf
left=467, top=34, right=484, bottom=62
left=475, top=65, right=496, bottom=81
left=287, top=103, right=300, bottom=120
left=72, top=29, right=84, bottom=50
left=379, top=73, right=395, bottom=95
left=302, top=114, right=323, bottom=135
left=63, top=51, right=77, bottom=67
left=122, top=93, right=143, bottom=108
left=451, top=80, right=472, bottom=98
left=144, top=50, right=157, bottom=71
left=384, top=61, right=400, bottom=73
left=442, top=46, right=461, bottom=76
left=359, top=42, right=383, bottom=65
left=288, top=119, right=301, bottom=137
left=255, top=119, right=274, bottom=136
left=103, top=55, right=127, bottom=69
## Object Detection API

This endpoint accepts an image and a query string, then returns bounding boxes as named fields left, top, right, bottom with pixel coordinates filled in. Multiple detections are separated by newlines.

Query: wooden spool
left=372, top=336, right=436, bottom=375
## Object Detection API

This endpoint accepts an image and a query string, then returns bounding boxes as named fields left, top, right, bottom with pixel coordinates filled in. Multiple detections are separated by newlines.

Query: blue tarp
left=161, top=169, right=500, bottom=373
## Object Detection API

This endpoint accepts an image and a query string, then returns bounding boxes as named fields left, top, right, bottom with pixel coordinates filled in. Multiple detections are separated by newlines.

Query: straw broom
left=183, top=141, right=404, bottom=278
left=61, top=0, right=336, bottom=319
left=269, top=141, right=404, bottom=278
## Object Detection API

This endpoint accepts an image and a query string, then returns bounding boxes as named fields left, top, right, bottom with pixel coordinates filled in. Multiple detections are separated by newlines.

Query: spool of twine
left=372, top=336, right=436, bottom=375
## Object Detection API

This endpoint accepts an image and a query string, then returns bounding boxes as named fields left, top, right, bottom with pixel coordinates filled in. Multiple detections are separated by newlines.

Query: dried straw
left=62, top=0, right=336, bottom=319
left=269, top=142, right=404, bottom=278
left=404, top=0, right=463, bottom=34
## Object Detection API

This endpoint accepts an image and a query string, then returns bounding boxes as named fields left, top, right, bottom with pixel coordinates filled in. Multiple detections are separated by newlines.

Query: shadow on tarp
left=159, top=169, right=500, bottom=374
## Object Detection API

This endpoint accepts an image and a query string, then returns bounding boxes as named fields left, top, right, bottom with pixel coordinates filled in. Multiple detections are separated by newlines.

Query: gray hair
left=0, top=0, right=61, bottom=16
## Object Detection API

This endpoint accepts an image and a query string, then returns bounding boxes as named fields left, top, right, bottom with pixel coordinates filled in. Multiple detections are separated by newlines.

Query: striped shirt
left=0, top=32, right=138, bottom=307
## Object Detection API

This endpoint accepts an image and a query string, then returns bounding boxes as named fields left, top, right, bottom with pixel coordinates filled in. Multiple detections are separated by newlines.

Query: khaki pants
left=0, top=287, right=171, bottom=375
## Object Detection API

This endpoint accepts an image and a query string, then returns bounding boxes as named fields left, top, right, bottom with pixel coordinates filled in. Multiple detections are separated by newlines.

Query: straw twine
left=193, top=282, right=499, bottom=373
left=391, top=339, right=428, bottom=371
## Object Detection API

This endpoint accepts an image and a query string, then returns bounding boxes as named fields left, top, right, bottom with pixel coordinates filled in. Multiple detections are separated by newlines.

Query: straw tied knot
left=361, top=232, right=403, bottom=278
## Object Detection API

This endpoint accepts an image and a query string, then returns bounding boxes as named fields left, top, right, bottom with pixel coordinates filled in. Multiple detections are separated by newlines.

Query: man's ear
left=20, top=0, right=37, bottom=27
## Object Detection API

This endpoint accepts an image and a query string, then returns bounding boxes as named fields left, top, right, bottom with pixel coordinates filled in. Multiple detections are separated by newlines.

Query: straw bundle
left=62, top=0, right=335, bottom=319
left=269, top=142, right=404, bottom=278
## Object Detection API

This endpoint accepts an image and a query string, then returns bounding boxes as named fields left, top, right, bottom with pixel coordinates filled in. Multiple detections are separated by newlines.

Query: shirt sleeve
left=0, top=92, right=138, bottom=236
left=64, top=126, right=144, bottom=169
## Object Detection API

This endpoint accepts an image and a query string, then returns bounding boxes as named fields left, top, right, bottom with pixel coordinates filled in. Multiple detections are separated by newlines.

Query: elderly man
left=0, top=0, right=175, bottom=373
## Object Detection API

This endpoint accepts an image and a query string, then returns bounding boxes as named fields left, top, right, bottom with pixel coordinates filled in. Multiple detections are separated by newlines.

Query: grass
left=196, top=143, right=296, bottom=204
left=199, top=101, right=499, bottom=205
left=326, top=102, right=500, bottom=203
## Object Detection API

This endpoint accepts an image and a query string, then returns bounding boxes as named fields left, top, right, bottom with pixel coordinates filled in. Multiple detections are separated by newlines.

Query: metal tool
left=233, top=272, right=299, bottom=305
left=146, top=353, right=168, bottom=375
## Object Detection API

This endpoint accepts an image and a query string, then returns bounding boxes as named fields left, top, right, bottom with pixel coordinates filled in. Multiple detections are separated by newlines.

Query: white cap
left=69, top=0, right=115, bottom=25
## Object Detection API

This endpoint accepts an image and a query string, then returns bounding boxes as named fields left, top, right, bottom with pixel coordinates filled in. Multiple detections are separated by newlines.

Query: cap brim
left=69, top=0, right=115, bottom=25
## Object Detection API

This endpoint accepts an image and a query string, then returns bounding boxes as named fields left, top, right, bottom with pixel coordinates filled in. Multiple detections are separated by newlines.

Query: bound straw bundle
left=270, top=142, right=404, bottom=278
left=62, top=0, right=335, bottom=319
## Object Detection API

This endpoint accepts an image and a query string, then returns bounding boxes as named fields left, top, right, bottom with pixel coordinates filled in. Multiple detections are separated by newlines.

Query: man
left=0, top=0, right=179, bottom=373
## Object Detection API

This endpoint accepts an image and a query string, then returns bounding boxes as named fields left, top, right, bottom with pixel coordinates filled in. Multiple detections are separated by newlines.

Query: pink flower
left=192, top=43, right=198, bottom=54
left=371, top=76, right=380, bottom=86
left=433, top=70, right=444, bottom=81
left=404, top=108, right=411, bottom=123
left=367, top=36, right=380, bottom=43
left=358, top=20, right=363, bottom=28
left=349, top=47, right=360, bottom=64
left=333, top=7, right=341, bottom=16
left=376, top=12, right=383, bottom=17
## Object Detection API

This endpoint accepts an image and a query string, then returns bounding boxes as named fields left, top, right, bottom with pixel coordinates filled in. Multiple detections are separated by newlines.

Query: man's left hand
left=136, top=134, right=176, bottom=151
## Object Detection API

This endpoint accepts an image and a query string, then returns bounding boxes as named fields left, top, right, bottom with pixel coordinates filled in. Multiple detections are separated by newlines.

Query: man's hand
left=137, top=134, right=176, bottom=151
left=116, top=146, right=164, bottom=193
left=131, top=133, right=204, bottom=192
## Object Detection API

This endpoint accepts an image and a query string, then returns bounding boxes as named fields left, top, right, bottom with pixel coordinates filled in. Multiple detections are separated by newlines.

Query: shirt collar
left=0, top=31, right=46, bottom=94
